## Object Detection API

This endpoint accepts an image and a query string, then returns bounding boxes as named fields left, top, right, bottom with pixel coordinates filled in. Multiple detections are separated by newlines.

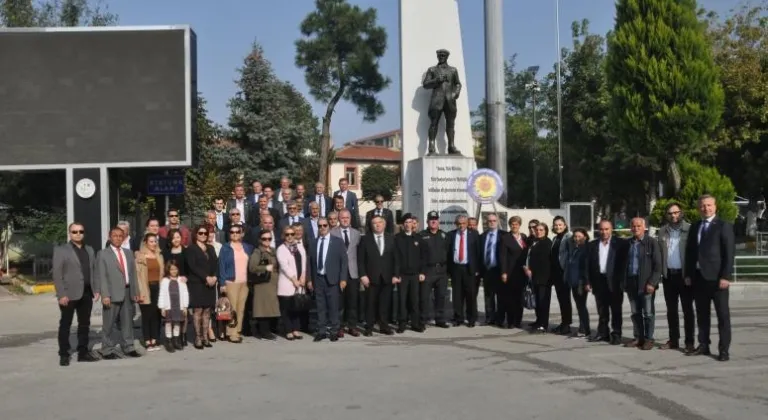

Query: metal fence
left=734, top=255, right=768, bottom=282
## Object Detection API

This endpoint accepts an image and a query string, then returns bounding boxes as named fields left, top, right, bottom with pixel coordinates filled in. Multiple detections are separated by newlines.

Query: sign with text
left=408, top=156, right=476, bottom=230
left=147, top=175, right=185, bottom=195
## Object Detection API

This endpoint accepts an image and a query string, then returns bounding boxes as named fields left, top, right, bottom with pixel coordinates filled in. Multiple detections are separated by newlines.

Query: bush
left=650, top=158, right=738, bottom=226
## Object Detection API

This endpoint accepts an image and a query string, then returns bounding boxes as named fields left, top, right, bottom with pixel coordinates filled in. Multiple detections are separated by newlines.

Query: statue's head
left=436, top=49, right=450, bottom=63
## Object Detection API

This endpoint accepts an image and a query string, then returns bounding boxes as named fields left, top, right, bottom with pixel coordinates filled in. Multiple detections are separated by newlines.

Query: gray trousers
left=101, top=300, right=135, bottom=355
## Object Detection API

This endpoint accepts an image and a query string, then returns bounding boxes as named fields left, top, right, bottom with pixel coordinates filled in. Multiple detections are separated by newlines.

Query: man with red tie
left=96, top=227, right=141, bottom=359
left=447, top=215, right=480, bottom=327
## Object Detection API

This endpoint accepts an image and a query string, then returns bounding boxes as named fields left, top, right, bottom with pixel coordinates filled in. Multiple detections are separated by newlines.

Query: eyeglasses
left=285, top=232, right=295, bottom=237
left=261, top=237, right=272, bottom=241
left=375, top=200, right=383, bottom=204
left=230, top=213, right=240, bottom=216
left=667, top=211, right=681, bottom=215
left=197, top=231, right=208, bottom=236
left=169, top=214, right=179, bottom=217
left=318, top=224, right=329, bottom=227
left=229, top=230, right=241, bottom=234
left=70, top=230, right=84, bottom=234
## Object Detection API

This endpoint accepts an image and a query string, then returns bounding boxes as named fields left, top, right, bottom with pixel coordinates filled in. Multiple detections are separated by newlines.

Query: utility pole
left=484, top=0, right=506, bottom=204
left=525, top=67, right=540, bottom=208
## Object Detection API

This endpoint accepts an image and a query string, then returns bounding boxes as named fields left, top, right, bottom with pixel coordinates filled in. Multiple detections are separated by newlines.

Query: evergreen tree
left=228, top=43, right=319, bottom=185
left=606, top=0, right=724, bottom=207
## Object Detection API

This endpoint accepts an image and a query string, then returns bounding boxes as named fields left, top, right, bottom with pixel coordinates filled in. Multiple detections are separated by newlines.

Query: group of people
left=52, top=176, right=734, bottom=366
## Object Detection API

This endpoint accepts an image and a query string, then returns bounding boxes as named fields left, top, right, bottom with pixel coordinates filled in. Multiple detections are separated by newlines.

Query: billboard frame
left=0, top=25, right=195, bottom=171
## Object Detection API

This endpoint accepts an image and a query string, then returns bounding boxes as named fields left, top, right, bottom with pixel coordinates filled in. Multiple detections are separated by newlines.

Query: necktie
left=318, top=195, right=324, bottom=215
left=377, top=235, right=383, bottom=255
left=343, top=230, right=350, bottom=248
left=115, top=247, right=126, bottom=283
left=318, top=237, right=325, bottom=272
left=217, top=213, right=223, bottom=230
left=458, top=231, right=465, bottom=262
left=485, top=232, right=494, bottom=265
left=377, top=210, right=381, bottom=217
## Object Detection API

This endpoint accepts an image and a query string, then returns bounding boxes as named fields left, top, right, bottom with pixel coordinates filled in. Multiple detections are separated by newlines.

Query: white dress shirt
left=111, top=246, right=129, bottom=285
left=598, top=239, right=610, bottom=274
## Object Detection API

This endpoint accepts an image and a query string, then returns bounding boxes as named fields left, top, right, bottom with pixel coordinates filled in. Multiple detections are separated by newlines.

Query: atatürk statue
left=422, top=48, right=462, bottom=155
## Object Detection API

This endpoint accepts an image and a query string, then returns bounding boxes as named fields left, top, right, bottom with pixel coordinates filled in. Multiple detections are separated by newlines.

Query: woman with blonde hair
left=136, top=233, right=165, bottom=351
left=276, top=225, right=307, bottom=340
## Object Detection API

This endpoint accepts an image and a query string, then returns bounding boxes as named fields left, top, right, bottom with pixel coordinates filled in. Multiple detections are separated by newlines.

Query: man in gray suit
left=53, top=222, right=100, bottom=366
left=96, top=227, right=142, bottom=359
left=309, top=217, right=348, bottom=342
left=331, top=209, right=361, bottom=337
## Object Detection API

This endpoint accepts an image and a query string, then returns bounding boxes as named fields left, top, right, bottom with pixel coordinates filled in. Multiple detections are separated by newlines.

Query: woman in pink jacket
left=276, top=225, right=308, bottom=340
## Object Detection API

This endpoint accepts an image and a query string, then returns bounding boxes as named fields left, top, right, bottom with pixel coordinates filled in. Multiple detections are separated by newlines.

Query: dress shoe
left=587, top=335, right=607, bottom=343
left=717, top=352, right=730, bottom=362
left=337, top=330, right=345, bottom=338
left=659, top=340, right=679, bottom=350
left=684, top=344, right=696, bottom=354
left=396, top=325, right=406, bottom=334
left=262, top=332, right=277, bottom=341
left=329, top=334, right=339, bottom=342
left=164, top=340, right=175, bottom=353
left=203, top=340, right=213, bottom=348
left=532, top=326, right=545, bottom=334
left=102, top=353, right=120, bottom=360
left=467, top=322, right=476, bottom=328
left=363, top=329, right=373, bottom=337
left=347, top=328, right=360, bottom=337
left=59, top=356, right=70, bottom=366
left=78, top=352, right=99, bottom=362
left=640, top=341, right=654, bottom=350
left=125, top=350, right=141, bottom=358
left=625, top=339, right=640, bottom=348
left=452, top=321, right=463, bottom=327
left=380, top=328, right=394, bottom=336
left=687, top=346, right=711, bottom=356
left=412, top=325, right=425, bottom=333
left=435, top=322, right=450, bottom=329
left=610, top=335, right=622, bottom=345
left=313, top=334, right=327, bottom=342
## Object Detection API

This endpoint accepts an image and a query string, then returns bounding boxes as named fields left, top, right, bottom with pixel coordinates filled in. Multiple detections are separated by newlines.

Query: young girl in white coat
left=157, top=261, right=189, bottom=353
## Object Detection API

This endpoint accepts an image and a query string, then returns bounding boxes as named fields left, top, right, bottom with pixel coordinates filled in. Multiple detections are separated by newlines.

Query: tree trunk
left=319, top=117, right=331, bottom=187
left=646, top=172, right=658, bottom=214
left=666, top=158, right=681, bottom=197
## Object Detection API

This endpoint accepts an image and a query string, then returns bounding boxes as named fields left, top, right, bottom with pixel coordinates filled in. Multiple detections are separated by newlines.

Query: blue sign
left=147, top=175, right=185, bottom=195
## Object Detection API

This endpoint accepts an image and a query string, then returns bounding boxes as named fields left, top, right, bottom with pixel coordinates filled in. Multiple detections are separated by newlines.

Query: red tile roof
left=345, top=129, right=401, bottom=146
left=334, top=145, right=401, bottom=162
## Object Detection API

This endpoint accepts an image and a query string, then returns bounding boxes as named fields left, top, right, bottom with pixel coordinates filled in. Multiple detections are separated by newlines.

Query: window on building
left=344, top=166, right=357, bottom=187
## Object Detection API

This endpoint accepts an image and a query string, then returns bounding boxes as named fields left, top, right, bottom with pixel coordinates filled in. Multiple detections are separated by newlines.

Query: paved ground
left=1, top=292, right=767, bottom=420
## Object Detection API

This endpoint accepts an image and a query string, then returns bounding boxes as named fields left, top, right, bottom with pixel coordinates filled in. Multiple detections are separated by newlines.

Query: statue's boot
left=427, top=139, right=437, bottom=155
left=447, top=139, right=461, bottom=155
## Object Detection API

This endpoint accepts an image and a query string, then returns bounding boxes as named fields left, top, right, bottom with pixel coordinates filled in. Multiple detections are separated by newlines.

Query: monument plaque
left=408, top=155, right=476, bottom=230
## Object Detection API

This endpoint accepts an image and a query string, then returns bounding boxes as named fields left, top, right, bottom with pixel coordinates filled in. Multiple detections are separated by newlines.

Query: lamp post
left=556, top=0, right=564, bottom=206
left=0, top=203, right=10, bottom=279
left=525, top=66, right=540, bottom=207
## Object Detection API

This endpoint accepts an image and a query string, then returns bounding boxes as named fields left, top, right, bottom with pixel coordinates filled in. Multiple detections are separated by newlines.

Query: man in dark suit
left=447, top=215, right=481, bottom=327
left=53, top=222, right=100, bottom=366
left=479, top=213, right=504, bottom=326
left=104, top=221, right=140, bottom=251
left=278, top=200, right=304, bottom=232
left=253, top=195, right=280, bottom=228
left=303, top=201, right=322, bottom=242
left=308, top=217, right=348, bottom=342
left=334, top=178, right=360, bottom=229
left=394, top=213, right=428, bottom=333
left=96, top=227, right=141, bottom=359
left=685, top=194, right=735, bottom=361
left=358, top=215, right=399, bottom=335
left=246, top=180, right=263, bottom=206
left=226, top=184, right=253, bottom=226
left=584, top=220, right=627, bottom=345
left=498, top=215, right=528, bottom=328
left=254, top=214, right=281, bottom=249
left=620, top=217, right=662, bottom=350
left=331, top=209, right=362, bottom=337
left=307, top=182, right=332, bottom=217
left=365, top=195, right=395, bottom=234
left=224, top=208, right=254, bottom=246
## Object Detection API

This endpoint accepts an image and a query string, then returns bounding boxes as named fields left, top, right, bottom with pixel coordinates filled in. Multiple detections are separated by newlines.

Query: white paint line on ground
left=540, top=364, right=768, bottom=383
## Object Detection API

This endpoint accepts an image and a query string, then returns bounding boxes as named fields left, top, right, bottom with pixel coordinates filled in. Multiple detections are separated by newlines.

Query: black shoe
left=59, top=356, right=70, bottom=366
left=381, top=328, right=394, bottom=336
left=467, top=322, right=476, bottom=328
left=588, top=335, right=608, bottom=343
left=173, top=337, right=183, bottom=350
left=687, top=346, right=711, bottom=356
left=262, top=332, right=277, bottom=341
left=452, top=321, right=463, bottom=327
left=412, top=325, right=425, bottom=333
left=435, top=322, right=450, bottom=329
left=125, top=350, right=141, bottom=358
left=363, top=329, right=373, bottom=337
left=717, top=352, right=730, bottom=362
left=396, top=325, right=406, bottom=334
left=532, top=326, right=545, bottom=334
left=329, top=334, right=339, bottom=342
left=203, top=340, right=213, bottom=348
left=165, top=340, right=175, bottom=353
left=102, top=353, right=120, bottom=360
left=313, top=334, right=327, bottom=342
left=77, top=352, right=99, bottom=362
left=610, top=335, right=622, bottom=345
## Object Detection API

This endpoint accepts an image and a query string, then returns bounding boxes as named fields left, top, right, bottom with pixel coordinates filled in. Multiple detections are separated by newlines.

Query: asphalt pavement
left=1, top=291, right=767, bottom=420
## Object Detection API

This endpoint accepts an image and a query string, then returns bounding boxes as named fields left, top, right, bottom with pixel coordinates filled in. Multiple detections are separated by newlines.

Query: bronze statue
left=422, top=49, right=462, bottom=155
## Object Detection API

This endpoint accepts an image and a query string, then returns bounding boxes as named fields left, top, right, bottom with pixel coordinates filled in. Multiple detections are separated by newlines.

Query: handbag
left=248, top=253, right=272, bottom=285
left=215, top=296, right=233, bottom=321
left=289, top=287, right=311, bottom=312
left=523, top=279, right=536, bottom=310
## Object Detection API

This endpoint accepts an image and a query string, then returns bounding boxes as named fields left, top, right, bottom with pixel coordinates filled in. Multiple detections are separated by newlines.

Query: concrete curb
left=9, top=278, right=55, bottom=294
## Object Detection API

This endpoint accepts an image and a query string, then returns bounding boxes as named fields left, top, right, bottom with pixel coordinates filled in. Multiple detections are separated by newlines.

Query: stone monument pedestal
left=406, top=155, right=477, bottom=230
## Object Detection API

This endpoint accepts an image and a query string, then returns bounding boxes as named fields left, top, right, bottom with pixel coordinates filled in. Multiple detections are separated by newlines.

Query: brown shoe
left=624, top=339, right=640, bottom=348
left=640, top=341, right=654, bottom=350
left=660, top=340, right=679, bottom=350
left=347, top=328, right=360, bottom=337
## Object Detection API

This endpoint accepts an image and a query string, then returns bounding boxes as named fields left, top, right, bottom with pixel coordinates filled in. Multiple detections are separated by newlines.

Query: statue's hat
left=436, top=49, right=450, bottom=56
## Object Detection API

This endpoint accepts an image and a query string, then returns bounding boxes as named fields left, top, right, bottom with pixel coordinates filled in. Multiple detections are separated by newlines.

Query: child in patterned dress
left=157, top=261, right=189, bottom=353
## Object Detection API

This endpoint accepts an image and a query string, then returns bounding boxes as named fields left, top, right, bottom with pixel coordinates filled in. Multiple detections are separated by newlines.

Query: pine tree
left=606, top=0, right=724, bottom=206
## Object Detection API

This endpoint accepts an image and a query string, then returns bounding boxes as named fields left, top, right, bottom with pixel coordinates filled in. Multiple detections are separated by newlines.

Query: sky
left=110, top=0, right=744, bottom=146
